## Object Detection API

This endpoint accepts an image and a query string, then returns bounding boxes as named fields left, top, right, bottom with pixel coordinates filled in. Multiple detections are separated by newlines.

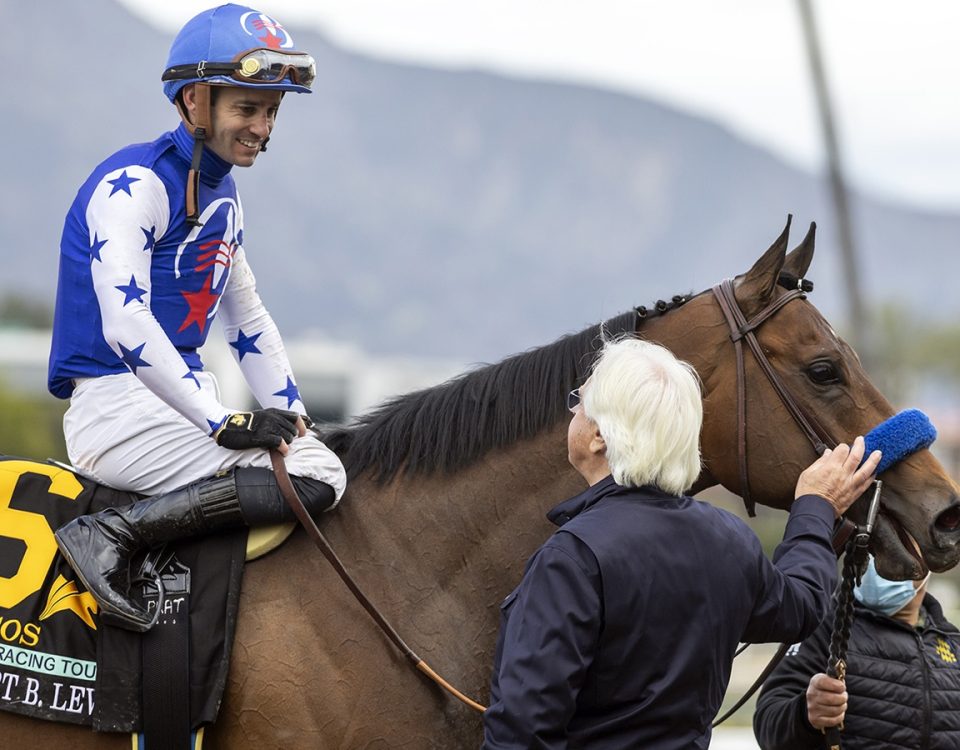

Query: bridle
left=710, top=275, right=856, bottom=729
left=711, top=277, right=837, bottom=517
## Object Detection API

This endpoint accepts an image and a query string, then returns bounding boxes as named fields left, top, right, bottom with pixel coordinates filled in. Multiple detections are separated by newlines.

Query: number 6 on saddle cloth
left=0, top=458, right=247, bottom=743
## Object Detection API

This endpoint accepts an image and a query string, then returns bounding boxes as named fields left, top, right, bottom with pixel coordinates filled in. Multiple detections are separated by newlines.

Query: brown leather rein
left=268, top=279, right=855, bottom=722
left=269, top=449, right=487, bottom=713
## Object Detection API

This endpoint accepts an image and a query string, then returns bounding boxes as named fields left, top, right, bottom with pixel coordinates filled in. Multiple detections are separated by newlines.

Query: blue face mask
left=854, top=558, right=925, bottom=616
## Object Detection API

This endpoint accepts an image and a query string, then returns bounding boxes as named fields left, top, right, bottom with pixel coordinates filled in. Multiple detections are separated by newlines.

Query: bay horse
left=4, top=220, right=959, bottom=748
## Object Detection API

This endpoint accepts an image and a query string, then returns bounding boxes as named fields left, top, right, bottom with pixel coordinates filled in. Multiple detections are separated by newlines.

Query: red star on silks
left=259, top=31, right=284, bottom=49
left=178, top=271, right=219, bottom=334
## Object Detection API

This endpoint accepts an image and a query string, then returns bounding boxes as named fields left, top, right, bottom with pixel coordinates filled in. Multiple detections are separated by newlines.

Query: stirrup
left=95, top=550, right=168, bottom=632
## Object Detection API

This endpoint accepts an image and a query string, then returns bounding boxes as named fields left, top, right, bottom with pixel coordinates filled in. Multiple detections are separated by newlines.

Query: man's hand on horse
left=806, top=672, right=847, bottom=730
left=214, top=408, right=307, bottom=454
left=795, top=436, right=882, bottom=517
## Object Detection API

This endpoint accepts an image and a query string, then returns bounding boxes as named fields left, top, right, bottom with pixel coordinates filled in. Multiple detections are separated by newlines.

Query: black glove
left=214, top=408, right=301, bottom=451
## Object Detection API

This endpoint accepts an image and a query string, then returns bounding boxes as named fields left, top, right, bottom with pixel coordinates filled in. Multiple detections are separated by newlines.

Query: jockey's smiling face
left=183, top=85, right=282, bottom=168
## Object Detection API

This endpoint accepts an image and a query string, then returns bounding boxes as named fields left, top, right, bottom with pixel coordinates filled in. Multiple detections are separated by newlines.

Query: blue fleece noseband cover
left=863, top=409, right=936, bottom=473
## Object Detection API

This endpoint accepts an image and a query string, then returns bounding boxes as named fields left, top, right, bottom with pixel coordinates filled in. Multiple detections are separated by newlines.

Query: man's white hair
left=583, top=337, right=703, bottom=494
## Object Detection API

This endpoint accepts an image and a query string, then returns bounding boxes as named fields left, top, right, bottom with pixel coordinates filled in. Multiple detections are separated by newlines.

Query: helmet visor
left=162, top=48, right=316, bottom=90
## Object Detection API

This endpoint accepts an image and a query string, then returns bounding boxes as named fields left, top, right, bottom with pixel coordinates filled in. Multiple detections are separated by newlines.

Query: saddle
left=0, top=456, right=266, bottom=744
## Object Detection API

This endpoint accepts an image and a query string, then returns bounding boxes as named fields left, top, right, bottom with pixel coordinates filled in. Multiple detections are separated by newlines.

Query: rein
left=268, top=449, right=487, bottom=713
left=821, top=480, right=882, bottom=750
left=269, top=281, right=863, bottom=725
left=263, top=308, right=641, bottom=715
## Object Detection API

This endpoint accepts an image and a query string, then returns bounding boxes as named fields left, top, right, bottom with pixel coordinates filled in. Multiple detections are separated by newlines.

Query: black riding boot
left=54, top=468, right=335, bottom=632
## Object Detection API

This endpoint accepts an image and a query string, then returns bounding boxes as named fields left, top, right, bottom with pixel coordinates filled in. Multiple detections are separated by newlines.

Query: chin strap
left=185, top=129, right=205, bottom=227
left=174, top=84, right=212, bottom=227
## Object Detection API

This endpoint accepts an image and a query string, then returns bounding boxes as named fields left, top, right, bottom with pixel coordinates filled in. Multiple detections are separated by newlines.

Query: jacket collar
left=548, top=475, right=625, bottom=527
left=919, top=593, right=958, bottom=633
left=548, top=476, right=685, bottom=527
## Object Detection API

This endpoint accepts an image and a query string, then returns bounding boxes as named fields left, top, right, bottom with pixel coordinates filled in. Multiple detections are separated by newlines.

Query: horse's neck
left=338, top=424, right=584, bottom=590
left=636, top=299, right=726, bottom=493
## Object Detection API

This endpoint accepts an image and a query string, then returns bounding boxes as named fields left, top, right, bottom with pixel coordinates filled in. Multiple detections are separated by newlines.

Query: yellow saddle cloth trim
left=245, top=521, right=297, bottom=561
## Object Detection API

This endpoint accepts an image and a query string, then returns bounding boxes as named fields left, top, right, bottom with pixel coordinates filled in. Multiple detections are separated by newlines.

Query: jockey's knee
left=290, top=474, right=337, bottom=518
left=234, top=466, right=336, bottom=525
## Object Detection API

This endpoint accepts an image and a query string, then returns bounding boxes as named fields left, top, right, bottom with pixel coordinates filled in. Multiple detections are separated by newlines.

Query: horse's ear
left=735, top=216, right=791, bottom=317
left=783, top=221, right=816, bottom=279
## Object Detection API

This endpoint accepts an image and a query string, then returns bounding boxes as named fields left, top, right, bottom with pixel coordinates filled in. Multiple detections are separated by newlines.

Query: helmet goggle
left=163, top=48, right=316, bottom=90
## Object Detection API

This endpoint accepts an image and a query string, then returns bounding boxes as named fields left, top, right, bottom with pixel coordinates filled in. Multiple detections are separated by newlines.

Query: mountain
left=4, top=0, right=957, bottom=362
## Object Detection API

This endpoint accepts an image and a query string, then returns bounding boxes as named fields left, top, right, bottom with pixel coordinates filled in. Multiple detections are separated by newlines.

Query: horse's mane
left=321, top=309, right=642, bottom=482
left=320, top=274, right=801, bottom=483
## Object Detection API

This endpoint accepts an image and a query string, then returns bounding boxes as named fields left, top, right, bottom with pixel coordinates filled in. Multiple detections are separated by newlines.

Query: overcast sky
left=118, top=0, right=960, bottom=211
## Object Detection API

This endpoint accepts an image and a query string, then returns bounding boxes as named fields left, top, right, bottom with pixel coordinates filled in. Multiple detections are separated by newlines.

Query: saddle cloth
left=0, top=457, right=246, bottom=733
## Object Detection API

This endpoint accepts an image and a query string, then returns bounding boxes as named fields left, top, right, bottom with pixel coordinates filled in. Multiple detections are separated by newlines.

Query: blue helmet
left=162, top=3, right=315, bottom=102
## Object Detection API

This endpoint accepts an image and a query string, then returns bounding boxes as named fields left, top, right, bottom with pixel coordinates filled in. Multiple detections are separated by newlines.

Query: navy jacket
left=483, top=476, right=838, bottom=750
left=754, top=594, right=960, bottom=749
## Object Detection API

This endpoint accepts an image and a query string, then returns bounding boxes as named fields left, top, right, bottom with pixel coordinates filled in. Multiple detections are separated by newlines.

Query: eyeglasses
left=162, top=48, right=317, bottom=90
left=567, top=388, right=582, bottom=413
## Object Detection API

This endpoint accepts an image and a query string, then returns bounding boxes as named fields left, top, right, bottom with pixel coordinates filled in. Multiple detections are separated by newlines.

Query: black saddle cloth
left=0, top=456, right=246, bottom=733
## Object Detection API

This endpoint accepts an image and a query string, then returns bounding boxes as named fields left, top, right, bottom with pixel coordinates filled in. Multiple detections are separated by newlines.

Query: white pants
left=64, top=372, right=347, bottom=503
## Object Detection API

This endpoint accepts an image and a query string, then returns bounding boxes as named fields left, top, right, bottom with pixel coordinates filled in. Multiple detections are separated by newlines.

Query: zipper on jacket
left=916, top=628, right=932, bottom=750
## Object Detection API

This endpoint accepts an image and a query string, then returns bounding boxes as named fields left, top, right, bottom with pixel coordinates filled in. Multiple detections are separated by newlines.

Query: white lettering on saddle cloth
left=0, top=670, right=95, bottom=715
left=146, top=595, right=186, bottom=617
left=0, top=644, right=96, bottom=716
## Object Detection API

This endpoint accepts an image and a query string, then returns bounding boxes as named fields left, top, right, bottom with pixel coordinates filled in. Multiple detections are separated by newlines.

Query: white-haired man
left=482, top=338, right=882, bottom=750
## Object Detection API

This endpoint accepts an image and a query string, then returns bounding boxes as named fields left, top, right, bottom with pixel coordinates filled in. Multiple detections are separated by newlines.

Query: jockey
left=47, top=3, right=346, bottom=632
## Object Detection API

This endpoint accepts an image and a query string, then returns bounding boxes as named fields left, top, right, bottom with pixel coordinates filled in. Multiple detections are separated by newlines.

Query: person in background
left=48, top=4, right=345, bottom=632
left=482, top=337, right=882, bottom=750
left=753, top=556, right=960, bottom=750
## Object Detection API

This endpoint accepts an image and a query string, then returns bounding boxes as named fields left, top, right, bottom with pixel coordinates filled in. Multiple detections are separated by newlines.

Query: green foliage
left=909, top=323, right=960, bottom=380
left=865, top=303, right=960, bottom=399
left=0, top=295, right=53, bottom=330
left=0, top=384, right=67, bottom=462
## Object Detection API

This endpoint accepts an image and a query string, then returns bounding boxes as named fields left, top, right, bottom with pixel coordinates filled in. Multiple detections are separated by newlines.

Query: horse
left=3, top=220, right=959, bottom=748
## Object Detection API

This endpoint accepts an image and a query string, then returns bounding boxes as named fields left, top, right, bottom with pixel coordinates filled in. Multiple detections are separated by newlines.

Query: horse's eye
left=807, top=360, right=842, bottom=385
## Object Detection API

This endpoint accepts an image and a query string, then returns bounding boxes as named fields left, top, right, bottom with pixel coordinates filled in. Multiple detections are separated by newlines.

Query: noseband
left=711, top=278, right=836, bottom=516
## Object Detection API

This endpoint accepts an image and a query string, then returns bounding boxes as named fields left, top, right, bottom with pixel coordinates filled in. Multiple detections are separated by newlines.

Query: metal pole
left=796, top=0, right=869, bottom=359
